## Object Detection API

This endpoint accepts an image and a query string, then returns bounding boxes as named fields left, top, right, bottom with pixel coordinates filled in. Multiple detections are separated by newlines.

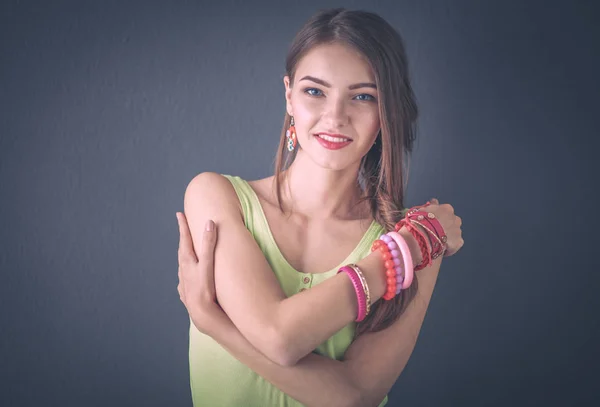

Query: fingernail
left=205, top=220, right=214, bottom=231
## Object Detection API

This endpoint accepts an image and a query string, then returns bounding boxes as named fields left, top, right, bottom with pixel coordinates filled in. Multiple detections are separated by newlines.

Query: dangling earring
left=286, top=116, right=297, bottom=152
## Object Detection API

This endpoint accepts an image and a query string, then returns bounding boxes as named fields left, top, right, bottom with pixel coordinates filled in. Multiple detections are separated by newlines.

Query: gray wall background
left=1, top=0, right=598, bottom=406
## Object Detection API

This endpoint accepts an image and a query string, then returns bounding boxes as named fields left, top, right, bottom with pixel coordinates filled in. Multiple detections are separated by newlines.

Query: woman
left=176, top=8, right=463, bottom=407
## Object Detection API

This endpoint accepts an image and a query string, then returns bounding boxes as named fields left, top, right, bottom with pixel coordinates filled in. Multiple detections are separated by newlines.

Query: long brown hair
left=273, top=8, right=419, bottom=337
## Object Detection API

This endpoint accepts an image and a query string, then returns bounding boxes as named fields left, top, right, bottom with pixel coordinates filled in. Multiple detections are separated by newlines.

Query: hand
left=417, top=198, right=464, bottom=258
left=176, top=212, right=224, bottom=335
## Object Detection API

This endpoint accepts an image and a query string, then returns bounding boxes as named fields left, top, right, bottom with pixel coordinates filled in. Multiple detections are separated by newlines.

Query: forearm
left=274, top=227, right=425, bottom=365
left=199, top=310, right=361, bottom=407
left=342, top=253, right=442, bottom=407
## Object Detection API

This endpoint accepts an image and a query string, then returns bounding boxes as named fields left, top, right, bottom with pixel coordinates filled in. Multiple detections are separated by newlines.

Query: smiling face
left=284, top=42, right=381, bottom=171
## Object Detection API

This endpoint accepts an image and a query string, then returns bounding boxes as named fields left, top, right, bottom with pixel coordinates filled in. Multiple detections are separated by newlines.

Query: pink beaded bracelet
left=387, top=231, right=414, bottom=290
left=380, top=234, right=404, bottom=295
left=337, top=265, right=367, bottom=322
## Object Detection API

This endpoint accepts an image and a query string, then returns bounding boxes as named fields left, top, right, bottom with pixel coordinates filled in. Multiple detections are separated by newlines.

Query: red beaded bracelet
left=371, top=239, right=398, bottom=300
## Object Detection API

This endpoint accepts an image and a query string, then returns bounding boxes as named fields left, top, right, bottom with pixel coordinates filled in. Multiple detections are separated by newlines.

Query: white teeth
left=317, top=134, right=350, bottom=143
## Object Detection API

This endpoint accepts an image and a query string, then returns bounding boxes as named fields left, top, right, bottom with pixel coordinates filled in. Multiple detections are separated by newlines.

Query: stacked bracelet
left=339, top=202, right=448, bottom=319
left=371, top=237, right=402, bottom=300
left=337, top=265, right=369, bottom=322
left=348, top=264, right=371, bottom=316
left=379, top=234, right=404, bottom=298
left=412, top=215, right=446, bottom=260
left=395, top=205, right=448, bottom=267
left=399, top=221, right=432, bottom=271
left=387, top=231, right=414, bottom=290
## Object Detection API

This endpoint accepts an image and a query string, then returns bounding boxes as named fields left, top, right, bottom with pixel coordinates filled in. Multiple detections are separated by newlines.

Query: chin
left=298, top=138, right=367, bottom=172
left=310, top=152, right=358, bottom=172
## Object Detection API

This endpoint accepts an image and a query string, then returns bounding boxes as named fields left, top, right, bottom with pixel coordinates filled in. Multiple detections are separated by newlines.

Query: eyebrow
left=299, top=75, right=377, bottom=90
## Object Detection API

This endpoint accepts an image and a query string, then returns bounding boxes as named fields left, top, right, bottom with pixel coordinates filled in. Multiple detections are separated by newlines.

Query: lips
left=313, top=133, right=353, bottom=150
left=315, top=132, right=353, bottom=142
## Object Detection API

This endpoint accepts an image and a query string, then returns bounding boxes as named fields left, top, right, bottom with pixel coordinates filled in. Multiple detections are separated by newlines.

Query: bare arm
left=184, top=172, right=424, bottom=366
left=192, top=249, right=442, bottom=407
left=343, top=256, right=442, bottom=406
left=197, top=310, right=360, bottom=407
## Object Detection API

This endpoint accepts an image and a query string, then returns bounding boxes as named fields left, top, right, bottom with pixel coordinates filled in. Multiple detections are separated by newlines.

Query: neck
left=277, top=150, right=369, bottom=221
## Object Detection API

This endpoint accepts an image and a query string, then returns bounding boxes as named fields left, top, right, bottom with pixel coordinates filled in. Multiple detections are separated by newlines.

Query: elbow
left=265, top=313, right=307, bottom=366
left=344, top=382, right=385, bottom=407
left=335, top=386, right=365, bottom=407
left=353, top=392, right=390, bottom=407
left=269, top=332, right=301, bottom=367
left=271, top=352, right=298, bottom=368
left=347, top=383, right=369, bottom=407
left=257, top=325, right=300, bottom=367
left=260, top=337, right=296, bottom=367
left=238, top=309, right=300, bottom=366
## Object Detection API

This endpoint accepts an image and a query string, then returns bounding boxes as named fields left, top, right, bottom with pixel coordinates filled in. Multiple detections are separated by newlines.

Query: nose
left=322, top=97, right=349, bottom=127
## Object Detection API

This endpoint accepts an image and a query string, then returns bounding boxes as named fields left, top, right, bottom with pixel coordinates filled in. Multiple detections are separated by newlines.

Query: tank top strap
left=221, top=174, right=254, bottom=229
left=222, top=174, right=273, bottom=247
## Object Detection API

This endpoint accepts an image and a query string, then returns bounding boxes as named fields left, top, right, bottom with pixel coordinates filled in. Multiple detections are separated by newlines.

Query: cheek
left=368, top=111, right=380, bottom=128
left=354, top=107, right=380, bottom=131
left=294, top=96, right=321, bottom=116
left=292, top=98, right=321, bottom=132
left=356, top=109, right=380, bottom=146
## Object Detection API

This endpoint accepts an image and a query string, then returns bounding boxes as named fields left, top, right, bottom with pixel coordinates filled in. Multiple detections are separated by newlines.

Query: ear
left=283, top=75, right=293, bottom=116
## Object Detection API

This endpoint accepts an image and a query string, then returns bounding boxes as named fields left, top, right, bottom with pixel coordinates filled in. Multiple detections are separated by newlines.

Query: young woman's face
left=284, top=43, right=380, bottom=171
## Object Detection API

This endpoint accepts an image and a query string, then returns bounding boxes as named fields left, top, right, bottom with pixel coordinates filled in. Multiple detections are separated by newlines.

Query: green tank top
left=189, top=174, right=388, bottom=406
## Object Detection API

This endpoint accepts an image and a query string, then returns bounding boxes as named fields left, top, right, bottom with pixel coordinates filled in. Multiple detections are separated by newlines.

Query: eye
left=354, top=94, right=376, bottom=102
left=303, top=88, right=324, bottom=97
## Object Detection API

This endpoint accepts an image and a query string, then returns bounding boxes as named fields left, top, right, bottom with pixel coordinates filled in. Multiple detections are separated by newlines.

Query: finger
left=177, top=212, right=198, bottom=264
left=430, top=198, right=439, bottom=205
left=199, top=220, right=218, bottom=272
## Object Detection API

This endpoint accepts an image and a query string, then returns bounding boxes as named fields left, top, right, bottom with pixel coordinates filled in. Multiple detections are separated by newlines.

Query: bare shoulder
left=184, top=172, right=242, bottom=222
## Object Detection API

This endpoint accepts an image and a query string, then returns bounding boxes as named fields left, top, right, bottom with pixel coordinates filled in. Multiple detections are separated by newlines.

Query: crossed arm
left=184, top=172, right=443, bottom=406
left=198, top=257, right=441, bottom=407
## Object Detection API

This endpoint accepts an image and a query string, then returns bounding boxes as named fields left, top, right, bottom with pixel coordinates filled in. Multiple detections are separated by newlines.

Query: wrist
left=357, top=225, right=429, bottom=302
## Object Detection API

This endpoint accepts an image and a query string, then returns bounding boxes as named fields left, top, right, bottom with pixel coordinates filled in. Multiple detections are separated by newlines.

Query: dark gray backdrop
left=1, top=0, right=598, bottom=406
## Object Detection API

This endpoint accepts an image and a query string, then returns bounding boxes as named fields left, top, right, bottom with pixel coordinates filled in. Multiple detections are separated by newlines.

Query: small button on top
left=303, top=276, right=310, bottom=284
